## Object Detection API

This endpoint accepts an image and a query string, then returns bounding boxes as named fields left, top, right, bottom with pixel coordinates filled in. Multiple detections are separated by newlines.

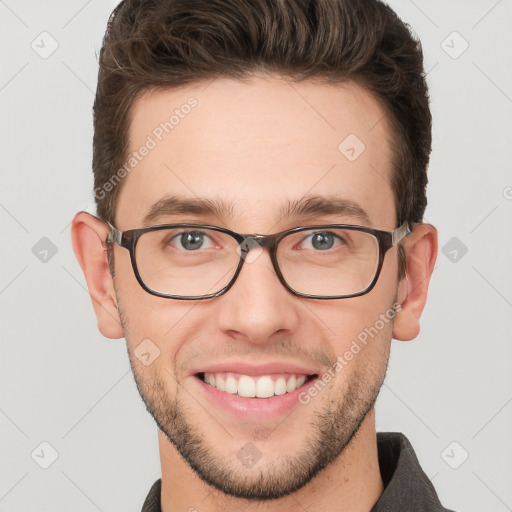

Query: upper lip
left=190, top=361, right=320, bottom=377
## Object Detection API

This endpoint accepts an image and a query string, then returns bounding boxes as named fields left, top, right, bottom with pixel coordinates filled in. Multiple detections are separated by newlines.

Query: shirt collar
left=370, top=432, right=455, bottom=511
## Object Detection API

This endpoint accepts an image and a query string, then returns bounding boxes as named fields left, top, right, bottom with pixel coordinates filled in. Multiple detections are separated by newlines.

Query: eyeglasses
left=104, top=218, right=412, bottom=300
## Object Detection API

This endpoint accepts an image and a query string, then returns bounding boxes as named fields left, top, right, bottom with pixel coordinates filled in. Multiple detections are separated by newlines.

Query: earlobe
left=71, top=211, right=124, bottom=339
left=392, top=224, right=438, bottom=341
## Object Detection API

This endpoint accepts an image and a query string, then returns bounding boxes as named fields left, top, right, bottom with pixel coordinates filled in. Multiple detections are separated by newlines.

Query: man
left=71, top=0, right=451, bottom=510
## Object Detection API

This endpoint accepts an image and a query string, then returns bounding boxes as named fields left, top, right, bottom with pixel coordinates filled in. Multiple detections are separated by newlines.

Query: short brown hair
left=94, top=0, right=432, bottom=277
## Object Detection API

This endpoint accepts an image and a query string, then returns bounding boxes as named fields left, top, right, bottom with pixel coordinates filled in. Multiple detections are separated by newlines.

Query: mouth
left=197, top=371, right=318, bottom=398
left=191, top=367, right=320, bottom=421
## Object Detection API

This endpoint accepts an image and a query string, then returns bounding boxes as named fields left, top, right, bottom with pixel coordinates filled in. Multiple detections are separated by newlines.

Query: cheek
left=113, top=248, right=173, bottom=339
left=116, top=279, right=210, bottom=380
left=316, top=294, right=397, bottom=350
left=321, top=309, right=393, bottom=395
left=308, top=266, right=398, bottom=376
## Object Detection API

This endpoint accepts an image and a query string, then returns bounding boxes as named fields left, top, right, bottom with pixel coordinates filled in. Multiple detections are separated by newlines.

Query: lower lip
left=192, top=375, right=319, bottom=421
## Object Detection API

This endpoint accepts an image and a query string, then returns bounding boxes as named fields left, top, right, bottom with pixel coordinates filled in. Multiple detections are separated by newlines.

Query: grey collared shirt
left=142, top=432, right=456, bottom=512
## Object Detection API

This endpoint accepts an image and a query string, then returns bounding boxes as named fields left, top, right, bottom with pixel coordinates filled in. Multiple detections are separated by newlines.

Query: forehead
left=116, top=76, right=396, bottom=230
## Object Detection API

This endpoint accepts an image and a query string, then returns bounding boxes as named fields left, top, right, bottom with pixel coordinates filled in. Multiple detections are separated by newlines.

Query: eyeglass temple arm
left=392, top=221, right=413, bottom=246
left=105, top=221, right=123, bottom=246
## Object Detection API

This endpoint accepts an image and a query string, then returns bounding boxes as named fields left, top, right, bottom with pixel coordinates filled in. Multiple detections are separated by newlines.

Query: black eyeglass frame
left=105, top=219, right=412, bottom=300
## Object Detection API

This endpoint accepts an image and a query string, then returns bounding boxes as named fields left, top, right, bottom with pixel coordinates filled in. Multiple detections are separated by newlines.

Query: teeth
left=202, top=372, right=311, bottom=398
left=216, top=374, right=226, bottom=392
left=225, top=375, right=238, bottom=394
left=274, top=377, right=287, bottom=396
left=286, top=375, right=296, bottom=393
left=256, top=376, right=275, bottom=398
left=238, top=375, right=256, bottom=397
left=296, top=376, right=306, bottom=388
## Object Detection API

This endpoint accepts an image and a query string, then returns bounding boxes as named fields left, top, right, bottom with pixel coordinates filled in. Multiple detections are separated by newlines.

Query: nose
left=215, top=246, right=301, bottom=345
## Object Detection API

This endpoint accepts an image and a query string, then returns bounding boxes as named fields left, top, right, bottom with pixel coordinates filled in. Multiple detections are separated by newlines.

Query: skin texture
left=72, top=75, right=437, bottom=512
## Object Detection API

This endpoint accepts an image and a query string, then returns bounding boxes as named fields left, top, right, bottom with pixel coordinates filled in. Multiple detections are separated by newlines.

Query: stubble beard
left=117, top=298, right=392, bottom=501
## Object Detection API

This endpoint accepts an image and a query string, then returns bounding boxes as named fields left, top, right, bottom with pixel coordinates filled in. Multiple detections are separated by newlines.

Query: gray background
left=1, top=1, right=511, bottom=511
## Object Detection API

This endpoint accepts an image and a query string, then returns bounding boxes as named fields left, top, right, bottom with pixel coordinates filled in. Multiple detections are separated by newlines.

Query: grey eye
left=179, top=231, right=206, bottom=250
left=309, top=232, right=335, bottom=250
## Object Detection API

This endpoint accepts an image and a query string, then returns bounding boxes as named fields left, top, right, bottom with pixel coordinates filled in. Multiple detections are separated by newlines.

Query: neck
left=158, top=409, right=383, bottom=512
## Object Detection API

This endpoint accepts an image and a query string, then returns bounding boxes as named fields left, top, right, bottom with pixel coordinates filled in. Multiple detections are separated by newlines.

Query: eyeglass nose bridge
left=237, top=234, right=277, bottom=259
left=234, top=234, right=288, bottom=294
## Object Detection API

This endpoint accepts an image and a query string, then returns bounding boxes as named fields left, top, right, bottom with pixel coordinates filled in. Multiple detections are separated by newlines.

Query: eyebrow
left=142, top=195, right=235, bottom=225
left=142, top=194, right=370, bottom=226
left=280, top=195, right=370, bottom=224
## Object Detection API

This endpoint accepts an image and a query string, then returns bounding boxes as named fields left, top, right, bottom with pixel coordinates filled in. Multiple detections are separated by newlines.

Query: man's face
left=113, top=76, right=400, bottom=499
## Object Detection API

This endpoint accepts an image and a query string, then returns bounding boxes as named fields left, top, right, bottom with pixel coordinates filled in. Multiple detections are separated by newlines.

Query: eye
left=168, top=230, right=215, bottom=251
left=300, top=231, right=345, bottom=251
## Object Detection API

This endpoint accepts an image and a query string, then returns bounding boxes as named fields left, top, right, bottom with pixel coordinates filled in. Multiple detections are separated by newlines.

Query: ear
left=393, top=223, right=438, bottom=341
left=71, top=211, right=124, bottom=339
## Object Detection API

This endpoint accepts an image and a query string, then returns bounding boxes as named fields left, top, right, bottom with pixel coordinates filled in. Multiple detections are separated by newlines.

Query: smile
left=191, top=362, right=321, bottom=420
left=199, top=371, right=316, bottom=398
